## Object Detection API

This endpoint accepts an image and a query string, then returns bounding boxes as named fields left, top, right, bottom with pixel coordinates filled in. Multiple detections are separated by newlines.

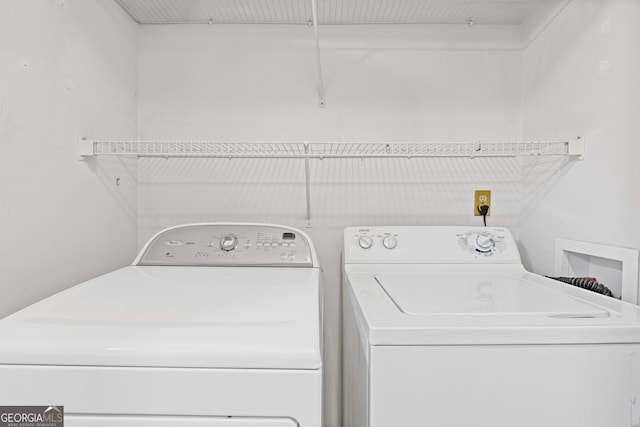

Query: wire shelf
left=79, top=138, right=583, bottom=228
left=83, top=140, right=581, bottom=159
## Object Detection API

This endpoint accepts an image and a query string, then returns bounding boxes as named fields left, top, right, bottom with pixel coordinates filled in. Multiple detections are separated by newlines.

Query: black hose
left=546, top=276, right=617, bottom=298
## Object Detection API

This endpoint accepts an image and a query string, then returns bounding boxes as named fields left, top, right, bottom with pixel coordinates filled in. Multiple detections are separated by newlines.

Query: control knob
left=475, top=234, right=495, bottom=251
left=220, top=235, right=238, bottom=252
left=357, top=235, right=374, bottom=250
left=382, top=235, right=398, bottom=250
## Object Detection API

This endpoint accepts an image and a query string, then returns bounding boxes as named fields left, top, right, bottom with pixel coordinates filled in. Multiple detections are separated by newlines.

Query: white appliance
left=0, top=223, right=323, bottom=427
left=343, top=226, right=640, bottom=427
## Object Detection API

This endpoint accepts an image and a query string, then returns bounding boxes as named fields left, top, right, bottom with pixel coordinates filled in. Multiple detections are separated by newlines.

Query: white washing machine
left=343, top=226, right=640, bottom=427
left=0, top=223, right=322, bottom=427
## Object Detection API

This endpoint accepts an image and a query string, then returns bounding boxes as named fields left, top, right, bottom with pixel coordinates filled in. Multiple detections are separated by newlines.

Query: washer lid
left=345, top=264, right=640, bottom=345
left=375, top=272, right=610, bottom=317
left=0, top=266, right=322, bottom=369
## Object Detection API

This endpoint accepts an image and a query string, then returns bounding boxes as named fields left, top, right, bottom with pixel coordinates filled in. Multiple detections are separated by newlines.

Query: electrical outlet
left=474, top=190, right=491, bottom=216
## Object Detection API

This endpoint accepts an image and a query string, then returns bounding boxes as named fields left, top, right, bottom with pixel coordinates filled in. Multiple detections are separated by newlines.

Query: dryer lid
left=0, top=266, right=322, bottom=369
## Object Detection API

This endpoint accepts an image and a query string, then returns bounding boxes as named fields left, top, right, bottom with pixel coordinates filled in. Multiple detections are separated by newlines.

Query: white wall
left=138, top=24, right=524, bottom=427
left=520, top=0, right=640, bottom=285
left=0, top=0, right=138, bottom=317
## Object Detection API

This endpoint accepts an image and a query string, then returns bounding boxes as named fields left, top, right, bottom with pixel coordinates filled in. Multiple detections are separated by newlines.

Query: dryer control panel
left=344, top=226, right=521, bottom=264
left=135, top=223, right=315, bottom=267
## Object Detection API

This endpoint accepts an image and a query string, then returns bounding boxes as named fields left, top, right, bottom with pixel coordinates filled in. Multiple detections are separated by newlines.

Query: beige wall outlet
left=474, top=190, right=491, bottom=216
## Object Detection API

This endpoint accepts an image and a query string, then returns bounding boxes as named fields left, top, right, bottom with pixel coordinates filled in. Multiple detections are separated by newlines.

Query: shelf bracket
left=310, top=0, right=326, bottom=108
left=78, top=137, right=95, bottom=160
left=304, top=142, right=313, bottom=227
left=568, top=136, right=585, bottom=160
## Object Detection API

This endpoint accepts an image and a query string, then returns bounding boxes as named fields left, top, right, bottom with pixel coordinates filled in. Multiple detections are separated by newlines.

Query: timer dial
left=220, top=235, right=238, bottom=252
left=458, top=230, right=507, bottom=256
left=475, top=234, right=495, bottom=250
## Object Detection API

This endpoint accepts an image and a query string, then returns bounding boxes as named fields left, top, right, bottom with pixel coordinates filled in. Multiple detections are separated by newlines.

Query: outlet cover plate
left=474, top=190, right=491, bottom=216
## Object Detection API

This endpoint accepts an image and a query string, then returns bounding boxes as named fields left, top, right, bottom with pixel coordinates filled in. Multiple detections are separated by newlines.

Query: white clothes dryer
left=343, top=226, right=640, bottom=427
left=0, top=223, right=323, bottom=427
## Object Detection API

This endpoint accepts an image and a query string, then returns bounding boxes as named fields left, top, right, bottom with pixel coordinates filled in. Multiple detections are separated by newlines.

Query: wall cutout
left=554, top=238, right=639, bottom=305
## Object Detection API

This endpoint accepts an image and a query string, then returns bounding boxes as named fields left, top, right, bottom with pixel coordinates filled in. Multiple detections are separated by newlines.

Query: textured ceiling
left=114, top=0, right=555, bottom=25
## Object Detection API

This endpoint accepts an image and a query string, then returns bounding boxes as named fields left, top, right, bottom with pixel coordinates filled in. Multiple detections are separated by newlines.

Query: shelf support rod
left=304, top=142, right=313, bottom=227
left=310, top=0, right=326, bottom=108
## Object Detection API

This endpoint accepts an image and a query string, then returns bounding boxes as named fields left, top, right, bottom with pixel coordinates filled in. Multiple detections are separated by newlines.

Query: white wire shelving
left=80, top=139, right=583, bottom=159
left=79, top=138, right=584, bottom=227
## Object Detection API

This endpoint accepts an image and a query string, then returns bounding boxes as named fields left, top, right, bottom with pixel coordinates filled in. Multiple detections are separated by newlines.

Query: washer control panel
left=136, top=224, right=313, bottom=267
left=344, top=226, right=521, bottom=264
left=457, top=229, right=507, bottom=256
